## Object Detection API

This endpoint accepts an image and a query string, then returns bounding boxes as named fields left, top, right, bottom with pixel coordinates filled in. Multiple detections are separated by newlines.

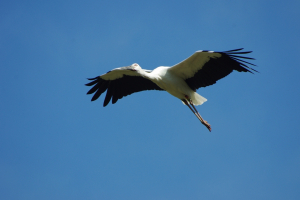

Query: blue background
left=1, top=0, right=299, bottom=199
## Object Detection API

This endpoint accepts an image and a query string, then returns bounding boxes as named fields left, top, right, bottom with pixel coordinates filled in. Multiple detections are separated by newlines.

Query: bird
left=85, top=48, right=257, bottom=131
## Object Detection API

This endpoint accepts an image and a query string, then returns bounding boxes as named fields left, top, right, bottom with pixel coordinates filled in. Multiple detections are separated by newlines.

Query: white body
left=138, top=66, right=207, bottom=105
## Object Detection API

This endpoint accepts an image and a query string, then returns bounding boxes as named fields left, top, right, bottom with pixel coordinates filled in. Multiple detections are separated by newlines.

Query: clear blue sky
left=1, top=0, right=299, bottom=199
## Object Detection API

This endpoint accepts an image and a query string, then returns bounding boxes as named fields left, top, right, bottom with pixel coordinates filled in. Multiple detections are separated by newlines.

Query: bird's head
left=129, top=63, right=141, bottom=71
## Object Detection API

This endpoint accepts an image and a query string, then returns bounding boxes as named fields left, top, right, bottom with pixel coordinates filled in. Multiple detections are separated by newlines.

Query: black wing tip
left=223, top=48, right=253, bottom=55
left=103, top=100, right=109, bottom=107
left=86, top=76, right=109, bottom=104
left=223, top=48, right=244, bottom=53
left=87, top=76, right=99, bottom=80
left=87, top=90, right=95, bottom=95
left=85, top=82, right=96, bottom=86
left=230, top=55, right=255, bottom=60
left=221, top=48, right=258, bottom=73
left=91, top=96, right=100, bottom=101
left=85, top=76, right=101, bottom=86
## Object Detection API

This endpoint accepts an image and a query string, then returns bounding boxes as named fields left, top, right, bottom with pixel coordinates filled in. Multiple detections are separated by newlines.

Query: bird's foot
left=202, top=120, right=211, bottom=132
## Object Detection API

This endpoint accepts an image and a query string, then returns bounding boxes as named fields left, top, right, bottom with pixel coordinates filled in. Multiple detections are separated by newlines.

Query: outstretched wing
left=169, top=48, right=257, bottom=91
left=85, top=67, right=163, bottom=107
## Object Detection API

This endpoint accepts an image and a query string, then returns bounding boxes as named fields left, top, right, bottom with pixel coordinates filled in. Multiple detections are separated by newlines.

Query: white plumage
left=86, top=48, right=257, bottom=131
left=149, top=66, right=207, bottom=105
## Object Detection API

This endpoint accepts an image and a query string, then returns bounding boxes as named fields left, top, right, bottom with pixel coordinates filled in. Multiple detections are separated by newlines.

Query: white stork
left=86, top=48, right=257, bottom=131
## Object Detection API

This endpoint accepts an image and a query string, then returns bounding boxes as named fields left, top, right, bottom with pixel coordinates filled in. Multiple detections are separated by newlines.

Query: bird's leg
left=182, top=99, right=201, bottom=120
left=184, top=95, right=211, bottom=132
left=190, top=103, right=211, bottom=132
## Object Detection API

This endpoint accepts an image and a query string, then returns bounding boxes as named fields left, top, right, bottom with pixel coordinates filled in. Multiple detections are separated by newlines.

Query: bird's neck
left=136, top=69, right=155, bottom=80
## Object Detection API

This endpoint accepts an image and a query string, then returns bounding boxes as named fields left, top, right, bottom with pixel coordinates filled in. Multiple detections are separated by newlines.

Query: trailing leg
left=184, top=95, right=211, bottom=132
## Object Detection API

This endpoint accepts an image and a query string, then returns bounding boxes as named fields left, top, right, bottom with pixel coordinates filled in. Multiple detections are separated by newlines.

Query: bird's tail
left=192, top=92, right=207, bottom=105
left=179, top=92, right=206, bottom=105
left=181, top=92, right=207, bottom=105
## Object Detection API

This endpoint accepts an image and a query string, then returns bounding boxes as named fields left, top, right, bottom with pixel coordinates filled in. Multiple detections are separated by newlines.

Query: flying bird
left=85, top=48, right=257, bottom=131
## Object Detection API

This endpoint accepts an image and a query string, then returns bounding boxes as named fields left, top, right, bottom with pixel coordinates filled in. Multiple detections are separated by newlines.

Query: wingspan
left=169, top=48, right=257, bottom=91
left=86, top=67, right=163, bottom=107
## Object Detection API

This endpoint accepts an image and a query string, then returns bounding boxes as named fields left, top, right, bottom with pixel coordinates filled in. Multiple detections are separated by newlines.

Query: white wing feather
left=169, top=51, right=222, bottom=80
left=100, top=67, right=141, bottom=81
